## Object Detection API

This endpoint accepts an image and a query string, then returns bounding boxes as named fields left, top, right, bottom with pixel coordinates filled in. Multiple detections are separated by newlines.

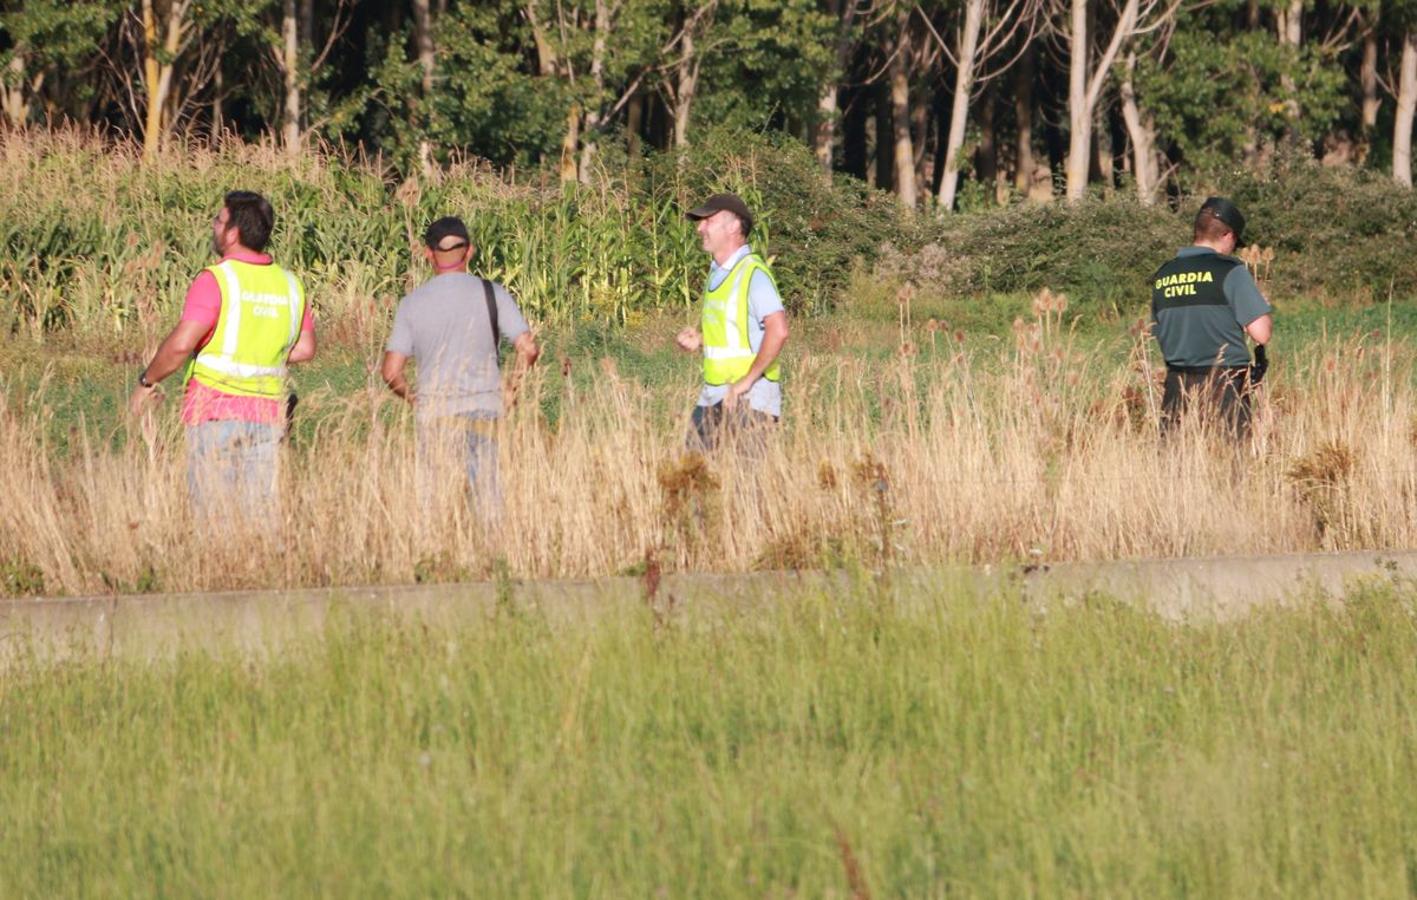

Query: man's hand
left=675, top=327, right=702, bottom=353
left=128, top=383, right=162, bottom=417
left=723, top=377, right=753, bottom=410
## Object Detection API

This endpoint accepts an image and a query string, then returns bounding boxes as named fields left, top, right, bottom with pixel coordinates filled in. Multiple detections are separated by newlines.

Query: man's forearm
left=740, top=329, right=787, bottom=386
left=143, top=338, right=193, bottom=383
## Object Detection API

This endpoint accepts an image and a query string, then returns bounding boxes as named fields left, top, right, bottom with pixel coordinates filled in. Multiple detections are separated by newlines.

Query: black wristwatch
left=138, top=368, right=155, bottom=389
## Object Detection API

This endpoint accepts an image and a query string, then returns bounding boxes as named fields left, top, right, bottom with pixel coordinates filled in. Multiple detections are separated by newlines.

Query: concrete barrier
left=2, top=550, right=1413, bottom=661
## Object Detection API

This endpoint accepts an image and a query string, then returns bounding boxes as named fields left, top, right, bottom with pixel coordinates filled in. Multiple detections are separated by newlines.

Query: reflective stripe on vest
left=187, top=260, right=304, bottom=399
left=701, top=252, right=781, bottom=386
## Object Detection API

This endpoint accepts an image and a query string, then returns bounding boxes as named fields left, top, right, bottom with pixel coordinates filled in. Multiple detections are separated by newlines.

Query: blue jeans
left=416, top=415, right=500, bottom=517
left=186, top=420, right=283, bottom=525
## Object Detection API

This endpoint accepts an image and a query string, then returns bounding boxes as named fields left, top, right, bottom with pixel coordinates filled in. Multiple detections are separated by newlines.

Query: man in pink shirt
left=129, top=191, right=316, bottom=523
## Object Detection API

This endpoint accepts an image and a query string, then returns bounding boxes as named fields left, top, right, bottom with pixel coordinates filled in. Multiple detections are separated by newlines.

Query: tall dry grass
left=3, top=308, right=1414, bottom=597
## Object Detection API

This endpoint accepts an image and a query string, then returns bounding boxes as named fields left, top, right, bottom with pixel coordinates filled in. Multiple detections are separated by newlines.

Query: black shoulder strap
left=481, top=278, right=500, bottom=347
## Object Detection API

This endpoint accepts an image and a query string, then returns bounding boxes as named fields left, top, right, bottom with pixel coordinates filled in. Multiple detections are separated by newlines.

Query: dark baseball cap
left=686, top=192, right=754, bottom=235
left=1199, top=197, right=1246, bottom=247
left=424, top=216, right=471, bottom=250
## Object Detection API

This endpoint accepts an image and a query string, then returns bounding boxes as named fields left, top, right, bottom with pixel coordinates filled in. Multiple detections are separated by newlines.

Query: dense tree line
left=3, top=0, right=1416, bottom=205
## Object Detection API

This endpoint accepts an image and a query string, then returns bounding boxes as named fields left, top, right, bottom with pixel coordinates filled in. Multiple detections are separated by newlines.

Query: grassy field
left=5, top=130, right=1417, bottom=897
left=3, top=575, right=1417, bottom=896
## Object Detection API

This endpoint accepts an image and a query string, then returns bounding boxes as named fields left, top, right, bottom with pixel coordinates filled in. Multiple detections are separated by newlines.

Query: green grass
left=4, top=576, right=1417, bottom=896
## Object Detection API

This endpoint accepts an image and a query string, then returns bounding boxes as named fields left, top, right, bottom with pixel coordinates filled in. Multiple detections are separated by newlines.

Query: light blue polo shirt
left=697, top=244, right=785, bottom=417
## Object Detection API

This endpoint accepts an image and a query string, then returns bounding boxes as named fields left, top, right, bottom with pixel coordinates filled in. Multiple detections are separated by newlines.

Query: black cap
left=424, top=216, right=471, bottom=250
left=686, top=192, right=754, bottom=235
left=1199, top=197, right=1246, bottom=247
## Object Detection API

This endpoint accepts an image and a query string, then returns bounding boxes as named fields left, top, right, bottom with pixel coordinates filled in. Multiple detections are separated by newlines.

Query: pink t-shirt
left=180, top=250, right=315, bottom=426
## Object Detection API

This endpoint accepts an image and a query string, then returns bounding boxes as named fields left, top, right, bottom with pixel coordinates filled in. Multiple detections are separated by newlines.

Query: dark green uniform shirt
left=1151, top=247, right=1271, bottom=368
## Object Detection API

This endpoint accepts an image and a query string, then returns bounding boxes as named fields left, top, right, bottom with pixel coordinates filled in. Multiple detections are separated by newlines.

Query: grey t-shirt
left=386, top=272, right=529, bottom=420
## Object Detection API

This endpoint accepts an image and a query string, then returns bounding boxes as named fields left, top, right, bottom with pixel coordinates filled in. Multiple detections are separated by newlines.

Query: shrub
left=878, top=152, right=1417, bottom=315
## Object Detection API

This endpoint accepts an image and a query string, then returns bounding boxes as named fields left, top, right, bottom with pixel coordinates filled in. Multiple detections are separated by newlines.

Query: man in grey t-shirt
left=381, top=216, right=539, bottom=509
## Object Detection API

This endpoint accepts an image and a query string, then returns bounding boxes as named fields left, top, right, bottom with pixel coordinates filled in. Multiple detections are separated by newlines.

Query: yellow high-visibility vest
left=701, top=252, right=781, bottom=386
left=186, top=260, right=305, bottom=399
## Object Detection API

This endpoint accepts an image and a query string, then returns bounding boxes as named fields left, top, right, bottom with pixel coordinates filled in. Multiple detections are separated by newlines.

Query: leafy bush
left=875, top=197, right=1180, bottom=319
left=644, top=126, right=916, bottom=315
left=877, top=153, right=1417, bottom=316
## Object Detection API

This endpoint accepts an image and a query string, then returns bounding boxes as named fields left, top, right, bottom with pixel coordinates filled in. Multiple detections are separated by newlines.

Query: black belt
left=1165, top=364, right=1249, bottom=375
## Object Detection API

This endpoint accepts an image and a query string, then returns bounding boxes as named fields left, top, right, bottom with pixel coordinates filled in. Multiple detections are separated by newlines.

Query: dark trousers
left=687, top=402, right=778, bottom=454
left=1161, top=366, right=1253, bottom=438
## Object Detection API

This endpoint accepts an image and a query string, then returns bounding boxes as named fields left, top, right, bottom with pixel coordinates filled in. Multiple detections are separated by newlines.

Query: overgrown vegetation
left=5, top=132, right=1413, bottom=346
left=3, top=290, right=1414, bottom=597
left=0, top=128, right=905, bottom=338
left=5, top=576, right=1417, bottom=895
left=881, top=149, right=1417, bottom=314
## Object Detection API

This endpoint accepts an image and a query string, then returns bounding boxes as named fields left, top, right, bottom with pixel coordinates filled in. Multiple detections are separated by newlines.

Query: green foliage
left=1225, top=148, right=1417, bottom=300
left=693, top=0, right=837, bottom=133
left=878, top=197, right=1181, bottom=316
left=0, top=130, right=907, bottom=335
left=648, top=126, right=912, bottom=314
left=878, top=153, right=1417, bottom=310
left=1, top=556, right=43, bottom=596
left=1136, top=26, right=1349, bottom=181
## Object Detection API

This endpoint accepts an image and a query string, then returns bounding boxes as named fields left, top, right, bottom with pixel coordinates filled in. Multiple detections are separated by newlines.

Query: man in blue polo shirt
left=1151, top=197, right=1273, bottom=438
left=675, top=192, right=789, bottom=452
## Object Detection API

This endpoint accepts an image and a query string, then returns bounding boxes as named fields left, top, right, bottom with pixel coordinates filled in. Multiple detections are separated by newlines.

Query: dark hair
left=1193, top=208, right=1233, bottom=244
left=223, top=190, right=275, bottom=251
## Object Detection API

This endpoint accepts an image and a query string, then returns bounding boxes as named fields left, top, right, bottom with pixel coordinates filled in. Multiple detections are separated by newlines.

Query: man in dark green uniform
left=1151, top=197, right=1273, bottom=437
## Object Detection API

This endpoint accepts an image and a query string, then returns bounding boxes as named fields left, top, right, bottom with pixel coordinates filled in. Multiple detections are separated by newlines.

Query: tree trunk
left=912, top=83, right=931, bottom=191
left=1064, top=0, right=1091, bottom=199
left=1065, top=0, right=1137, bottom=201
left=977, top=85, right=1004, bottom=204
left=1276, top=0, right=1301, bottom=143
left=1396, top=30, right=1416, bottom=188
left=673, top=27, right=700, bottom=148
left=2, top=51, right=27, bottom=127
left=561, top=102, right=581, bottom=182
left=814, top=0, right=858, bottom=174
left=578, top=0, right=610, bottom=182
left=889, top=7, right=916, bottom=210
left=1013, top=44, right=1035, bottom=195
left=1119, top=52, right=1160, bottom=204
left=210, top=67, right=223, bottom=145
left=938, top=0, right=983, bottom=211
left=626, top=91, right=644, bottom=163
left=412, top=0, right=436, bottom=171
left=815, top=81, right=839, bottom=173
left=1361, top=12, right=1379, bottom=143
left=873, top=82, right=891, bottom=190
left=141, top=0, right=168, bottom=158
left=843, top=85, right=868, bottom=180
left=282, top=0, right=302, bottom=156
left=140, top=0, right=191, bottom=159
left=1092, top=102, right=1113, bottom=194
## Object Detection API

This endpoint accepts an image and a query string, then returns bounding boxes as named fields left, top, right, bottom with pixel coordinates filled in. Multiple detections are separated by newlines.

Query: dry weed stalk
left=2, top=328, right=1415, bottom=596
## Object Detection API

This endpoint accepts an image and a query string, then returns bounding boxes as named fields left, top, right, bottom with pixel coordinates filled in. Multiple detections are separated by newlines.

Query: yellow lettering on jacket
left=1153, top=270, right=1216, bottom=290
